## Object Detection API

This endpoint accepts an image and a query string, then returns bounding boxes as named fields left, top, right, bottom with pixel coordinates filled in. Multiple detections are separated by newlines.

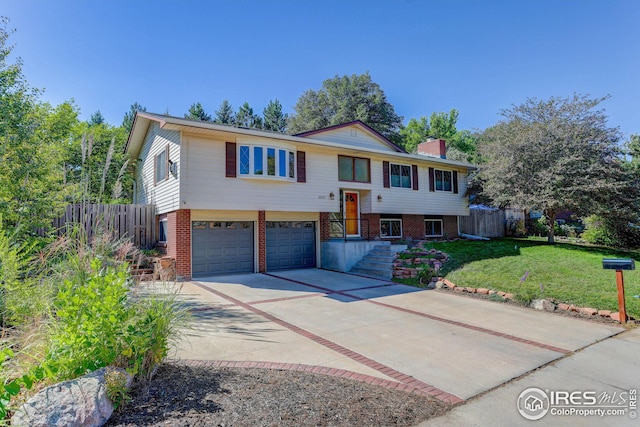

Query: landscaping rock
left=504, top=293, right=514, bottom=300
left=488, top=290, right=497, bottom=295
left=476, top=288, right=490, bottom=295
left=466, top=287, right=477, bottom=293
left=568, top=304, right=578, bottom=312
left=558, top=303, right=570, bottom=311
left=531, top=299, right=556, bottom=312
left=598, top=310, right=612, bottom=317
left=497, top=291, right=506, bottom=297
left=435, top=281, right=445, bottom=289
left=454, top=286, right=465, bottom=292
left=610, top=312, right=622, bottom=322
left=12, top=367, right=132, bottom=427
left=578, top=307, right=597, bottom=316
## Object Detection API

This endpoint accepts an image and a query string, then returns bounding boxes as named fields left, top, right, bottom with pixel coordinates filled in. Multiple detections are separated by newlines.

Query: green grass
left=410, top=238, right=640, bottom=318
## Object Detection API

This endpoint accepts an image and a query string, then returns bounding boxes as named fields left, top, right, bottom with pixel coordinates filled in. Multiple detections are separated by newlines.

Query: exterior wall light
left=377, top=194, right=382, bottom=202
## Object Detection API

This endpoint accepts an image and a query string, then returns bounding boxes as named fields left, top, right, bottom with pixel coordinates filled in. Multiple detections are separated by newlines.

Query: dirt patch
left=107, top=363, right=451, bottom=427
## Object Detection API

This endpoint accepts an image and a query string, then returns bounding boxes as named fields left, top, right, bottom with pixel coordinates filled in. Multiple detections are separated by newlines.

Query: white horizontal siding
left=178, top=134, right=469, bottom=216
left=182, top=136, right=342, bottom=213
left=364, top=156, right=469, bottom=216
left=306, top=126, right=397, bottom=152
left=134, top=123, right=181, bottom=214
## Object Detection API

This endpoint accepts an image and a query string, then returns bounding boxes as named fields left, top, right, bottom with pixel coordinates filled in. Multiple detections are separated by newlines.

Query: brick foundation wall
left=167, top=209, right=191, bottom=280
left=319, top=212, right=331, bottom=242
left=443, top=215, right=459, bottom=238
left=402, top=214, right=425, bottom=240
left=258, top=211, right=266, bottom=272
left=361, top=213, right=381, bottom=240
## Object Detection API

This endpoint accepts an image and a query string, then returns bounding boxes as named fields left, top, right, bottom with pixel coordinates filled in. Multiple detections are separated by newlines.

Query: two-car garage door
left=191, top=220, right=316, bottom=277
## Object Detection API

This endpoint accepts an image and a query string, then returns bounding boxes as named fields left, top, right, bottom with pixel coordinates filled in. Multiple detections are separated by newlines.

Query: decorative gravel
left=106, top=363, right=451, bottom=427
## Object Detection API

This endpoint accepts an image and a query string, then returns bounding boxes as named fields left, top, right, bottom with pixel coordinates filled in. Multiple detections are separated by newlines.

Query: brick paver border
left=169, top=359, right=463, bottom=404
left=189, top=281, right=463, bottom=404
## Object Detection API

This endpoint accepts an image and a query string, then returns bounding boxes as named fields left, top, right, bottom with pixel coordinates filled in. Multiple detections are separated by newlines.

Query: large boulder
left=12, top=367, right=132, bottom=427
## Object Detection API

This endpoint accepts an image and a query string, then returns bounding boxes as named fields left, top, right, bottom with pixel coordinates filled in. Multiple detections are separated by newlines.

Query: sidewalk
left=419, top=326, right=640, bottom=426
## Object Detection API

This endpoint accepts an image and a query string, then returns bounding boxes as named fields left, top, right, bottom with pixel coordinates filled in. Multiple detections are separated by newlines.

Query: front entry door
left=344, top=191, right=360, bottom=236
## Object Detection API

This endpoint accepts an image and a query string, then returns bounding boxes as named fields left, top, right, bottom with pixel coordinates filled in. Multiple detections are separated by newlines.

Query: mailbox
left=602, top=258, right=635, bottom=271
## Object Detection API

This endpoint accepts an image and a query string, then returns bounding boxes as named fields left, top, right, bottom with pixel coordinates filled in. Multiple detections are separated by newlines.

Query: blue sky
left=3, top=0, right=639, bottom=139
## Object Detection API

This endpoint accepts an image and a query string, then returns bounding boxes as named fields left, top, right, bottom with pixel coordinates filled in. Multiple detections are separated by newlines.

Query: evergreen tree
left=122, top=102, right=146, bottom=133
left=236, top=102, right=262, bottom=129
left=214, top=99, right=235, bottom=125
left=89, top=110, right=105, bottom=126
left=184, top=102, right=211, bottom=122
left=263, top=99, right=288, bottom=132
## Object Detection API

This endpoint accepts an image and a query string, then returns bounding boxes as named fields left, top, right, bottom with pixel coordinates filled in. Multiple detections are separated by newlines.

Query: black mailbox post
left=602, top=258, right=635, bottom=323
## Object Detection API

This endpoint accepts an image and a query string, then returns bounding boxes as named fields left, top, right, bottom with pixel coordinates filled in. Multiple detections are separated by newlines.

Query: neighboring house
left=126, top=113, right=475, bottom=279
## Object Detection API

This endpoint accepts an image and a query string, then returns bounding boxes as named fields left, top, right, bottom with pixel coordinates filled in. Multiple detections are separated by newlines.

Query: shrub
left=528, top=217, right=548, bottom=237
left=592, top=216, right=640, bottom=249
left=46, top=258, right=189, bottom=382
left=582, top=215, right=617, bottom=247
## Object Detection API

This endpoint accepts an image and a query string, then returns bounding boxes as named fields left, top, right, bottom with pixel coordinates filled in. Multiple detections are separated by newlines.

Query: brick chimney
left=417, top=138, right=446, bottom=159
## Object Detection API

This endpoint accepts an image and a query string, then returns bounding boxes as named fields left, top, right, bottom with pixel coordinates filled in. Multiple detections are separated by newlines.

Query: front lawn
left=414, top=238, right=640, bottom=319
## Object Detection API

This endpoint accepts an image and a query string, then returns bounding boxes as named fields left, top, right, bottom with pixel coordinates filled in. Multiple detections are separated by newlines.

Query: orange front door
left=345, top=192, right=359, bottom=235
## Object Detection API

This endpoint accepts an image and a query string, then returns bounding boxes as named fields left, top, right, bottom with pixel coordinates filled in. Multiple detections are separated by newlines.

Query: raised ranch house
left=126, top=113, right=475, bottom=280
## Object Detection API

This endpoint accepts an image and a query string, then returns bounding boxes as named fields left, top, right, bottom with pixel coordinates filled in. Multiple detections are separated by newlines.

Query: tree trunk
left=544, top=209, right=557, bottom=244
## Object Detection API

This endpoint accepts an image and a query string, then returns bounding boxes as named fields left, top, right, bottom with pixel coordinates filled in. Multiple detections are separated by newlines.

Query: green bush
left=582, top=215, right=617, bottom=247
left=528, top=217, right=548, bottom=237
left=46, top=258, right=189, bottom=382
left=0, top=226, right=190, bottom=420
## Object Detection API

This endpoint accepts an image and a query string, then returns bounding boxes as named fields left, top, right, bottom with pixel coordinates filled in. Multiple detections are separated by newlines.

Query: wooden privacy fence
left=48, top=203, right=156, bottom=248
left=459, top=208, right=506, bottom=238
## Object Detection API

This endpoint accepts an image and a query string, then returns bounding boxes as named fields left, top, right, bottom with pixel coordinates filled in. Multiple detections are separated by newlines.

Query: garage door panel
left=266, top=221, right=316, bottom=271
left=192, top=221, right=254, bottom=277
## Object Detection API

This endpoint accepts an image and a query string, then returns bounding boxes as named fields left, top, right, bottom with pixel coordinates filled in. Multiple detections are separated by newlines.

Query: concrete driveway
left=174, top=269, right=623, bottom=405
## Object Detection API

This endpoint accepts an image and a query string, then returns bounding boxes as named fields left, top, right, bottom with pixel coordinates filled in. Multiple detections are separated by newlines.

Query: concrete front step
left=363, top=255, right=396, bottom=263
left=348, top=244, right=396, bottom=280
left=356, top=260, right=394, bottom=270
left=350, top=266, right=393, bottom=280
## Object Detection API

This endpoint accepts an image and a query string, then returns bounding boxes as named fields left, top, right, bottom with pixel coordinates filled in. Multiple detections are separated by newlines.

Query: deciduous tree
left=287, top=73, right=403, bottom=142
left=478, top=94, right=636, bottom=243
left=0, top=18, right=66, bottom=234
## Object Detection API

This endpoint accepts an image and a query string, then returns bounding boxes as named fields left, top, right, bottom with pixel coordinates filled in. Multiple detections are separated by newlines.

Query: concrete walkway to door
left=174, top=269, right=624, bottom=405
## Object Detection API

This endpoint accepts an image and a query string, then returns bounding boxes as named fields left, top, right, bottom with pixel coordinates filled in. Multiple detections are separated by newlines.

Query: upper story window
left=390, top=164, right=412, bottom=188
left=338, top=155, right=370, bottom=183
left=239, top=145, right=295, bottom=180
left=435, top=169, right=453, bottom=192
left=154, top=145, right=169, bottom=184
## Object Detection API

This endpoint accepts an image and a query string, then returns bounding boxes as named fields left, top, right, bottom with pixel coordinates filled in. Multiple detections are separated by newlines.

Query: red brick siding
left=443, top=215, right=459, bottom=238
left=167, top=209, right=191, bottom=280
left=258, top=211, right=266, bottom=272
left=319, top=212, right=331, bottom=242
left=402, top=214, right=425, bottom=240
left=361, top=213, right=381, bottom=240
